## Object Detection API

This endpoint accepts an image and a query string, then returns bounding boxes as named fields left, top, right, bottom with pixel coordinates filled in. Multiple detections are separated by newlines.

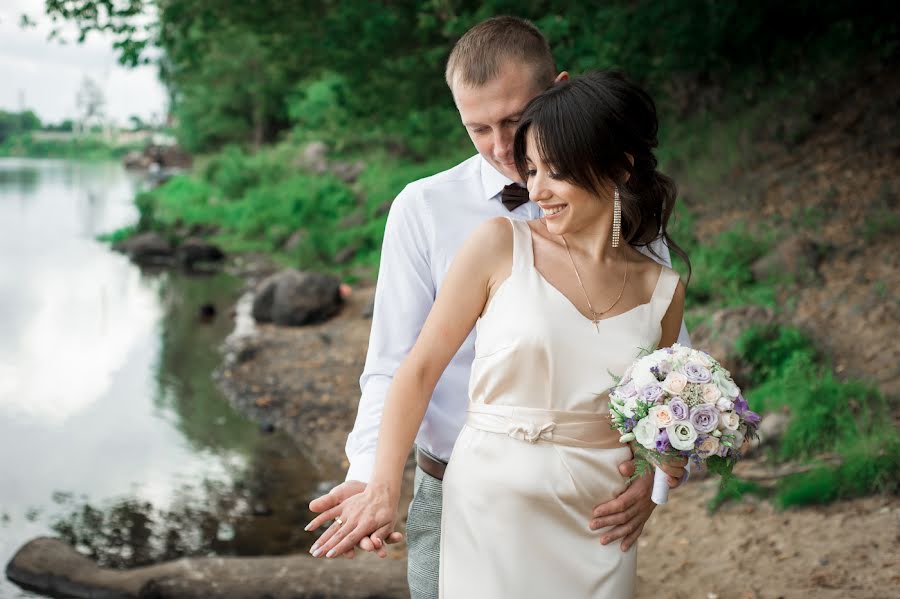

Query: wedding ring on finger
left=335, top=517, right=344, bottom=526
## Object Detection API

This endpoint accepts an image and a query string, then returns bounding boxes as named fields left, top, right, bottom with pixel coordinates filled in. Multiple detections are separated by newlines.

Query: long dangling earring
left=612, top=185, right=621, bottom=248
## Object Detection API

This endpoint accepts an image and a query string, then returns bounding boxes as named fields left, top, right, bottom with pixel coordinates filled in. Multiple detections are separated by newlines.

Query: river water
left=0, top=158, right=322, bottom=597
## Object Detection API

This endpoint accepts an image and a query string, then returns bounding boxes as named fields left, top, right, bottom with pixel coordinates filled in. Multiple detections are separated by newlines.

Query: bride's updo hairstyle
left=513, top=69, right=690, bottom=279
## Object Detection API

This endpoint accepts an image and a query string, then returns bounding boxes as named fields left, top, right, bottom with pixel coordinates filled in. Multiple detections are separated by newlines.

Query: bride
left=313, top=70, right=689, bottom=598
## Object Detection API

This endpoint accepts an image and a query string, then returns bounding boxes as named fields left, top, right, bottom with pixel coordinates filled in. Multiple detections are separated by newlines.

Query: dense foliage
left=43, top=0, right=897, bottom=152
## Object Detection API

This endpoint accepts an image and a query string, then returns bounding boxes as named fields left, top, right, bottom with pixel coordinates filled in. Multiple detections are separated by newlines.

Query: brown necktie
left=500, top=184, right=529, bottom=211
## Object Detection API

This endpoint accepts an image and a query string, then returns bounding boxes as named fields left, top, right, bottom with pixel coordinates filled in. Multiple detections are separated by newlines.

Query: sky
left=0, top=0, right=167, bottom=126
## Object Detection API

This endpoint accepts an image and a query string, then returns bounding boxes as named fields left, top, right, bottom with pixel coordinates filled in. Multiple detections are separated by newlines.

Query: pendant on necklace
left=591, top=319, right=600, bottom=333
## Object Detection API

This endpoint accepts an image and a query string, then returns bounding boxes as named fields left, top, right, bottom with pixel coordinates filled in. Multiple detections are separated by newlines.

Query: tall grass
left=734, top=324, right=898, bottom=507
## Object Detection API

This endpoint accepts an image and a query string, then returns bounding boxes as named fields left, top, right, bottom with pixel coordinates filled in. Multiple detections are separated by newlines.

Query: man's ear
left=554, top=70, right=570, bottom=84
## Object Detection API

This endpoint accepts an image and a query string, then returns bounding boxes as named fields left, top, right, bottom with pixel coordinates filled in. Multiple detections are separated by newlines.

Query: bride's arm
left=312, top=217, right=513, bottom=558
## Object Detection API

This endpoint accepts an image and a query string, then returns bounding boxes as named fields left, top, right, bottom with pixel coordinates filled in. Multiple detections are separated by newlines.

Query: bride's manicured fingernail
left=311, top=548, right=321, bottom=557
left=326, top=549, right=335, bottom=558
left=304, top=524, right=312, bottom=531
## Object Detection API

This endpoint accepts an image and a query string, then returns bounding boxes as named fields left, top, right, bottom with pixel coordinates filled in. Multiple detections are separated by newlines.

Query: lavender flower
left=743, top=410, right=761, bottom=426
left=623, top=417, right=637, bottom=432
left=690, top=404, right=719, bottom=434
left=668, top=398, right=689, bottom=421
left=639, top=382, right=665, bottom=404
left=734, top=394, right=749, bottom=414
left=654, top=429, right=670, bottom=452
left=682, top=361, right=712, bottom=384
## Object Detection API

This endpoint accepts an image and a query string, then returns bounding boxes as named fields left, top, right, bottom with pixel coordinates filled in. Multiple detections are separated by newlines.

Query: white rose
left=716, top=397, right=734, bottom=411
left=712, top=370, right=740, bottom=398
left=648, top=405, right=676, bottom=428
left=631, top=360, right=659, bottom=389
left=719, top=410, right=740, bottom=431
left=620, top=396, right=638, bottom=418
left=663, top=372, right=688, bottom=395
left=696, top=435, right=720, bottom=457
left=702, top=384, right=722, bottom=404
left=666, top=421, right=698, bottom=451
left=633, top=418, right=658, bottom=450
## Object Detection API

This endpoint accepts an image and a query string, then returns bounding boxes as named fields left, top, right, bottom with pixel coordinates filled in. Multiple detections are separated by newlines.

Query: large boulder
left=176, top=237, right=225, bottom=270
left=114, top=232, right=174, bottom=266
left=252, top=269, right=343, bottom=326
left=5, top=537, right=409, bottom=599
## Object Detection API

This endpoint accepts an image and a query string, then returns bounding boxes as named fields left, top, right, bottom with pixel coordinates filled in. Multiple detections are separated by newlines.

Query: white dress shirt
left=344, top=154, right=691, bottom=482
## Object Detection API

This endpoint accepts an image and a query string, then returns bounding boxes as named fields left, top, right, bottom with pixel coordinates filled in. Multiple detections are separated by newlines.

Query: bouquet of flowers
left=609, top=343, right=761, bottom=504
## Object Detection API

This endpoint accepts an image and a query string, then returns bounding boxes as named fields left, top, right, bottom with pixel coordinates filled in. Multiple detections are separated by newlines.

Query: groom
left=307, top=16, right=690, bottom=597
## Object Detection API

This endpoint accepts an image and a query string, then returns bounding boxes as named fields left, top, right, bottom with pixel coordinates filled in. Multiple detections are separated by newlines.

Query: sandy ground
left=216, top=284, right=900, bottom=599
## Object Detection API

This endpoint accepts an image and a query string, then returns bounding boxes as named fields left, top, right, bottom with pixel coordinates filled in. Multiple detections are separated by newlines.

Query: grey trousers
left=406, top=465, right=442, bottom=599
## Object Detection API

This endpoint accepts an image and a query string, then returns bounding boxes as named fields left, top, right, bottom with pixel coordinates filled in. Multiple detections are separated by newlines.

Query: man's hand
left=589, top=460, right=656, bottom=552
left=307, top=481, right=402, bottom=558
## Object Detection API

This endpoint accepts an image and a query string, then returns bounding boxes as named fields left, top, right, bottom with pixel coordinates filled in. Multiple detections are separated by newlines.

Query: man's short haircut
left=446, top=16, right=556, bottom=91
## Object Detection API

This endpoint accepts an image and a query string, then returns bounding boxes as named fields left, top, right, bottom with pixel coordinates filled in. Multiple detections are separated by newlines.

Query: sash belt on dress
left=465, top=403, right=626, bottom=449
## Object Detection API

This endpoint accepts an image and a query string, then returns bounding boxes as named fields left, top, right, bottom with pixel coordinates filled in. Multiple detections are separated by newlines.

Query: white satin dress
left=439, top=218, right=681, bottom=598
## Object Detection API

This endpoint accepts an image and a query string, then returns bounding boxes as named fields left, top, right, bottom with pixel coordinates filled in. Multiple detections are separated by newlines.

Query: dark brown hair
left=513, top=70, right=690, bottom=279
left=445, top=16, right=556, bottom=91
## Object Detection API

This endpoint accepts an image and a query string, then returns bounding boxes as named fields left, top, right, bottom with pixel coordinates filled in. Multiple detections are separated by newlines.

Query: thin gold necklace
left=560, top=235, right=628, bottom=333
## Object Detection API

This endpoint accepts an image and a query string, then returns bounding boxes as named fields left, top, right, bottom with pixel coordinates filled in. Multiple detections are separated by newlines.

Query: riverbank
left=185, top=281, right=900, bottom=597
left=8, top=274, right=897, bottom=598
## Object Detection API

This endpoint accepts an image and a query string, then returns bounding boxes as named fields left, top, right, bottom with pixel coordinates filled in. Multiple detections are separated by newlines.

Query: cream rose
left=663, top=372, right=688, bottom=395
left=719, top=410, right=740, bottom=431
left=696, top=435, right=720, bottom=457
left=692, top=350, right=713, bottom=368
left=648, top=405, right=676, bottom=428
left=702, top=383, right=722, bottom=404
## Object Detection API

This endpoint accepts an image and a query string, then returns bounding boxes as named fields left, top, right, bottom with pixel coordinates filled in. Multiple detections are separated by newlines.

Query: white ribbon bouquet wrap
left=608, top=344, right=761, bottom=504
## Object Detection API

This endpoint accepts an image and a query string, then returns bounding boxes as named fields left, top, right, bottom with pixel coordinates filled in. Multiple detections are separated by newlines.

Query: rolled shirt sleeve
left=344, top=185, right=435, bottom=483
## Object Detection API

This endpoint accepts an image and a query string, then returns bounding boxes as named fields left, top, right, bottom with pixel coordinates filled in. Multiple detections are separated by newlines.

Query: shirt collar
left=479, top=155, right=516, bottom=201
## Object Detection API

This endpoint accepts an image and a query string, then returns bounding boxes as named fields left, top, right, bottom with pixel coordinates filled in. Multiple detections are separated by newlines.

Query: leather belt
left=415, top=447, right=447, bottom=481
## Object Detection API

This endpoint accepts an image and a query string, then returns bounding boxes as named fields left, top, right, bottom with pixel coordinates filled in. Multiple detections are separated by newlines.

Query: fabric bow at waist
left=465, top=403, right=626, bottom=449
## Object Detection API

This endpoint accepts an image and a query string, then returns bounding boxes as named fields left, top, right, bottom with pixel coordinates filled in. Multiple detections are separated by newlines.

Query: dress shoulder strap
left=506, top=217, right=535, bottom=272
left=649, top=266, right=681, bottom=324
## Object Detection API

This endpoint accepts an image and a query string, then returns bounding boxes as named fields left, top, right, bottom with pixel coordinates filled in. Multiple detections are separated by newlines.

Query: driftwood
left=6, top=537, right=410, bottom=599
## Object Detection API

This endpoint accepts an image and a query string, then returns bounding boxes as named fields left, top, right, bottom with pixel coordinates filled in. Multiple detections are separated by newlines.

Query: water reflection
left=1, top=159, right=320, bottom=598
left=51, top=433, right=320, bottom=568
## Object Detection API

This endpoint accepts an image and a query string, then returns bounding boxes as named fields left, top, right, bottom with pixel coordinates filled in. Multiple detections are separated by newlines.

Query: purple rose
left=743, top=410, right=761, bottom=426
left=682, top=361, right=712, bottom=384
left=639, top=383, right=665, bottom=404
left=716, top=443, right=730, bottom=457
left=734, top=394, right=749, bottom=414
left=690, top=404, right=719, bottom=434
left=654, top=429, right=670, bottom=452
left=668, top=398, right=689, bottom=421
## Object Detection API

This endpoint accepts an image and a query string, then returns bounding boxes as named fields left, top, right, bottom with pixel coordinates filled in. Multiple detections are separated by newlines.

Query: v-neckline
left=526, top=222, right=663, bottom=328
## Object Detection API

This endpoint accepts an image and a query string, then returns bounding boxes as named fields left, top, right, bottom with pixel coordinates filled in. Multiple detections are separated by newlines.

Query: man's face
left=452, top=61, right=545, bottom=183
